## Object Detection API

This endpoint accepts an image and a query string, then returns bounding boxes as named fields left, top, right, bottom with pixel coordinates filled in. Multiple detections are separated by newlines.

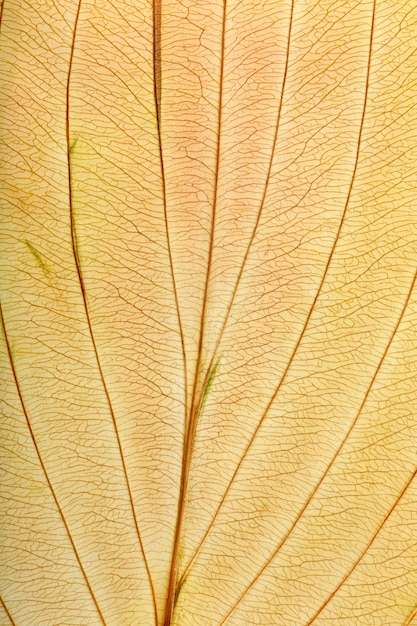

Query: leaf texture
left=1, top=0, right=417, bottom=625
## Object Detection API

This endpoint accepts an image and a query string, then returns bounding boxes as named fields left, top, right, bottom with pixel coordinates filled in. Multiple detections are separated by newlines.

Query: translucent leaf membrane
left=179, top=0, right=377, bottom=574
left=1, top=0, right=417, bottom=625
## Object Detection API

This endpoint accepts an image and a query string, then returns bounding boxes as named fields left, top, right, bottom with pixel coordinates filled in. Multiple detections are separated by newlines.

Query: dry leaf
left=1, top=0, right=417, bottom=624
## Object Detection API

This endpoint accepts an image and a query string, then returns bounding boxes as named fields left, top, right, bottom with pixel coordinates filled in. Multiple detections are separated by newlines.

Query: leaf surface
left=1, top=0, right=417, bottom=625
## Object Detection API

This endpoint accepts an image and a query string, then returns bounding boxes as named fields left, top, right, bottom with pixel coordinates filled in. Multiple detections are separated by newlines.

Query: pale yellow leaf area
left=0, top=0, right=416, bottom=624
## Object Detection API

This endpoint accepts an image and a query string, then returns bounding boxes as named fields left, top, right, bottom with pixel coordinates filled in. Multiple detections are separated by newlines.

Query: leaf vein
left=0, top=303, right=107, bottom=626
left=66, top=3, right=157, bottom=622
left=165, top=1, right=229, bottom=621
left=0, top=595, right=17, bottom=626
left=177, top=0, right=296, bottom=585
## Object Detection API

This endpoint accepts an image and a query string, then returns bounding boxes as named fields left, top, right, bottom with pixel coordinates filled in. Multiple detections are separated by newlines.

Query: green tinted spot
left=25, top=240, right=50, bottom=276
left=174, top=575, right=187, bottom=606
left=200, top=356, right=221, bottom=414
